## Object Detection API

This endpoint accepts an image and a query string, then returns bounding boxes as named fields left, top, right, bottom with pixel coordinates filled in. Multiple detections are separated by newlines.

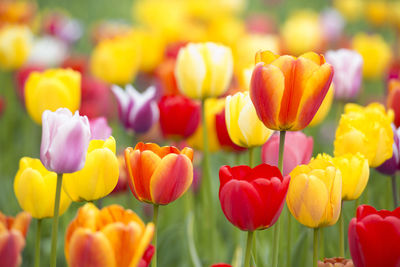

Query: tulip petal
left=0, top=231, right=25, bottom=267
left=255, top=50, right=279, bottom=64
left=96, top=205, right=145, bottom=230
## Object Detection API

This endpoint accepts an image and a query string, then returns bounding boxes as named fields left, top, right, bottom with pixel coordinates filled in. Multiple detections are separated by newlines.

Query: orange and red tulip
left=125, top=142, right=194, bottom=205
left=388, top=79, right=400, bottom=128
left=250, top=51, right=334, bottom=131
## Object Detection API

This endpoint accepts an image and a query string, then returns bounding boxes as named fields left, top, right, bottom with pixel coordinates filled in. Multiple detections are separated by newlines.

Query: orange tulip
left=388, top=79, right=400, bottom=128
left=125, top=142, right=194, bottom=205
left=250, top=51, right=334, bottom=131
left=65, top=203, right=154, bottom=267
left=0, top=211, right=31, bottom=267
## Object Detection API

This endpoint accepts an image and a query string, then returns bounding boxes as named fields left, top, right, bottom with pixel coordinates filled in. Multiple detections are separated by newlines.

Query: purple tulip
left=112, top=84, right=159, bottom=133
left=89, top=117, right=112, bottom=140
left=376, top=125, right=400, bottom=175
left=40, top=108, right=91, bottom=173
left=325, top=49, right=363, bottom=100
left=320, top=8, right=345, bottom=43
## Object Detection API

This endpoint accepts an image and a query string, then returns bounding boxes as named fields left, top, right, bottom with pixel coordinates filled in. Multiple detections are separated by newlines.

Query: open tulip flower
left=65, top=203, right=154, bottom=267
left=125, top=142, right=193, bottom=205
left=250, top=50, right=333, bottom=131
left=349, top=205, right=400, bottom=267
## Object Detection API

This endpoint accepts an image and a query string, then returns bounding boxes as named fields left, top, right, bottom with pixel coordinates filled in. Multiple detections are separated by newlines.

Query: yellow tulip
left=309, top=84, right=334, bottom=127
left=25, top=68, right=81, bottom=124
left=334, top=103, right=394, bottom=168
left=334, top=0, right=364, bottom=21
left=175, top=42, right=233, bottom=100
left=388, top=2, right=400, bottom=30
left=207, top=15, right=245, bottom=46
left=0, top=24, right=32, bottom=70
left=187, top=98, right=224, bottom=152
left=365, top=0, right=388, bottom=27
left=225, top=91, right=273, bottom=148
left=63, top=136, right=119, bottom=202
left=135, top=29, right=165, bottom=72
left=352, top=33, right=391, bottom=79
left=90, top=32, right=140, bottom=85
left=287, top=157, right=342, bottom=228
left=14, top=157, right=71, bottom=219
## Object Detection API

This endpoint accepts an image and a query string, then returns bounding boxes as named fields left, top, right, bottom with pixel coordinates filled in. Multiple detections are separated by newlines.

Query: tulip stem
left=392, top=175, right=398, bottom=207
left=248, top=147, right=254, bottom=167
left=50, top=173, right=63, bottom=267
left=286, top=213, right=292, bottom=267
left=152, top=204, right=159, bottom=267
left=244, top=231, right=254, bottom=267
left=339, top=206, right=344, bottom=257
left=34, top=219, right=42, bottom=267
left=354, top=198, right=360, bottom=216
left=313, top=228, right=319, bottom=267
left=278, top=131, right=286, bottom=171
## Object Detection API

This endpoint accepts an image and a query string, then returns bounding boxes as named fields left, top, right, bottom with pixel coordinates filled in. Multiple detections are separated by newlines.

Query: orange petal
left=255, top=50, right=280, bottom=65
left=299, top=52, right=326, bottom=65
left=96, top=205, right=145, bottom=230
left=129, top=223, right=154, bottom=267
left=180, top=147, right=194, bottom=161
left=10, top=212, right=31, bottom=238
left=150, top=154, right=193, bottom=205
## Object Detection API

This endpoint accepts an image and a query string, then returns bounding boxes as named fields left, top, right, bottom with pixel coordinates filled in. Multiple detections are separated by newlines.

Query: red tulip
left=262, top=131, right=313, bottom=176
left=211, top=264, right=233, bottom=267
left=387, top=79, right=400, bottom=128
left=219, top=164, right=290, bottom=231
left=215, top=108, right=247, bottom=152
left=348, top=205, right=400, bottom=267
left=0, top=96, right=5, bottom=117
left=14, top=64, right=44, bottom=106
left=158, top=95, right=201, bottom=139
left=80, top=76, right=114, bottom=119
left=61, top=55, right=89, bottom=75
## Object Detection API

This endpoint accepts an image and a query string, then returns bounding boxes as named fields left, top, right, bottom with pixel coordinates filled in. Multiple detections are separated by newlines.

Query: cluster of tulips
left=1, top=0, right=400, bottom=267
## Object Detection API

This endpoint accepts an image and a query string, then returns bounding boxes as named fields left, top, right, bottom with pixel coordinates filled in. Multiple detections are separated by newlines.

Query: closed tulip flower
left=125, top=142, right=193, bottom=205
left=349, top=205, right=400, bottom=267
left=387, top=79, right=400, bottom=128
left=89, top=117, right=112, bottom=141
left=225, top=91, right=273, bottom=148
left=63, top=136, right=119, bottom=202
left=0, top=24, right=32, bottom=70
left=250, top=50, right=333, bottom=131
left=325, top=49, right=363, bottom=100
left=158, top=95, right=200, bottom=139
left=262, top=131, right=313, bottom=176
left=40, top=108, right=91, bottom=174
left=376, top=125, right=400, bottom=176
left=175, top=42, right=233, bottom=99
left=25, top=68, right=81, bottom=124
left=309, top=83, right=334, bottom=127
left=65, top=203, right=154, bottom=267
left=215, top=108, right=246, bottom=152
left=14, top=157, right=72, bottom=218
left=219, top=164, right=290, bottom=231
left=334, top=103, right=394, bottom=168
left=112, top=84, right=159, bottom=134
left=287, top=157, right=342, bottom=228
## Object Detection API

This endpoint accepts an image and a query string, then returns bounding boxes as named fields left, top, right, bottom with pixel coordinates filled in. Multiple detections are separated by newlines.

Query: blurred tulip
left=14, top=64, right=44, bottom=106
left=333, top=0, right=364, bottom=21
left=376, top=125, right=400, bottom=176
left=215, top=108, right=246, bottom=152
left=349, top=205, right=400, bottom=267
left=175, top=42, right=233, bottom=99
left=281, top=10, right=323, bottom=55
left=225, top=91, right=273, bottom=148
left=0, top=1, right=36, bottom=26
left=90, top=33, right=140, bottom=85
left=0, top=24, right=32, bottom=70
left=80, top=76, right=114, bottom=119
left=125, top=142, right=193, bottom=205
left=90, top=20, right=132, bottom=45
left=387, top=79, right=400, bottom=128
left=25, top=68, right=81, bottom=124
left=219, top=164, right=290, bottom=231
left=28, top=36, right=68, bottom=67
left=40, top=108, right=91, bottom=173
left=309, top=83, right=334, bottom=127
left=138, top=245, right=155, bottom=267
left=207, top=15, right=245, bottom=46
left=65, top=203, right=154, bottom=267
left=155, top=59, right=180, bottom=96
left=112, top=84, right=159, bottom=134
left=334, top=103, right=394, bottom=168
left=63, top=137, right=119, bottom=202
left=250, top=50, right=333, bottom=131
left=352, top=33, right=391, bottom=79
left=14, top=157, right=71, bottom=218
left=287, top=157, right=342, bottom=228
left=0, top=96, right=5, bottom=117
left=89, top=117, right=112, bottom=141
left=111, top=155, right=129, bottom=194
left=365, top=0, right=388, bottom=27
left=211, top=264, right=232, bottom=267
left=42, top=11, right=83, bottom=44
left=158, top=95, right=200, bottom=139
left=262, top=131, right=313, bottom=176
left=135, top=29, right=165, bottom=72
left=245, top=13, right=277, bottom=34
left=318, top=258, right=354, bottom=267
left=0, top=211, right=31, bottom=267
left=61, top=55, right=88, bottom=74
left=320, top=8, right=345, bottom=44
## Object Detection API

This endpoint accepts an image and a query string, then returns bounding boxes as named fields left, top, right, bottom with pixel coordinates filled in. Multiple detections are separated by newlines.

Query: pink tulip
left=40, top=108, right=91, bottom=173
left=320, top=8, right=345, bottom=43
left=261, top=131, right=313, bottom=176
left=89, top=117, right=112, bottom=140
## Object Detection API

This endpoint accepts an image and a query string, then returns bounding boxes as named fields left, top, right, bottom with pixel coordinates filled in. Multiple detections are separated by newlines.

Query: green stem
left=50, top=173, right=63, bottom=267
left=248, top=147, right=254, bottom=168
left=244, top=231, right=254, bottom=267
left=313, top=228, right=319, bottom=267
left=339, top=207, right=344, bottom=257
left=187, top=212, right=202, bottom=267
left=34, top=219, right=42, bottom=267
left=354, top=198, right=360, bottom=216
left=392, top=175, right=398, bottom=208
left=152, top=204, right=159, bottom=267
left=286, top=214, right=292, bottom=267
left=272, top=131, right=286, bottom=267
left=320, top=228, right=324, bottom=259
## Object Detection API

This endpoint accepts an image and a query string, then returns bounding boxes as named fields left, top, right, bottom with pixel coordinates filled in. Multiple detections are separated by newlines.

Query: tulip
left=365, top=0, right=388, bottom=27
left=225, top=91, right=273, bottom=148
left=387, top=79, right=400, bottom=128
left=352, top=33, right=391, bottom=79
left=155, top=59, right=180, bottom=96
left=348, top=205, right=400, bottom=267
left=175, top=42, right=233, bottom=100
left=135, top=29, right=165, bottom=73
left=376, top=125, right=400, bottom=176
left=0, top=1, right=36, bottom=26
left=0, top=24, right=32, bottom=70
left=320, top=8, right=345, bottom=43
left=215, top=108, right=246, bottom=152
left=158, top=95, right=200, bottom=139
left=27, top=36, right=68, bottom=67
left=42, top=11, right=83, bottom=44
left=90, top=32, right=140, bottom=85
left=262, top=131, right=313, bottom=176
left=89, top=117, right=112, bottom=141
left=65, top=203, right=154, bottom=267
left=63, top=136, right=119, bottom=202
left=111, top=155, right=129, bottom=194
left=334, top=103, right=394, bottom=168
left=325, top=49, right=363, bottom=100
left=0, top=96, right=5, bottom=117
left=25, top=68, right=81, bottom=124
left=0, top=211, right=31, bottom=267
left=309, top=83, right=334, bottom=127
left=14, top=64, right=44, bottom=106
left=318, top=258, right=354, bottom=267
left=112, top=84, right=159, bottom=134
left=333, top=0, right=364, bottom=21
left=250, top=50, right=334, bottom=131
